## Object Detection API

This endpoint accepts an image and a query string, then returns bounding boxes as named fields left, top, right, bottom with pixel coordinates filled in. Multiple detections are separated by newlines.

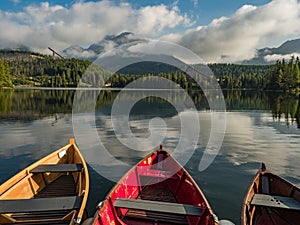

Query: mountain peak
left=105, top=32, right=133, bottom=39
left=104, top=32, right=135, bottom=44
left=276, top=38, right=300, bottom=54
left=63, top=32, right=142, bottom=60
left=242, top=37, right=300, bottom=64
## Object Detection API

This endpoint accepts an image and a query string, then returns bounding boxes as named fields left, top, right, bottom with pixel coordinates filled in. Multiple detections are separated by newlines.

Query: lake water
left=0, top=88, right=300, bottom=224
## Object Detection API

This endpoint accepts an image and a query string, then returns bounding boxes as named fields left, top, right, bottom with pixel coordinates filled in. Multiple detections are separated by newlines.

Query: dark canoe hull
left=0, top=138, right=89, bottom=225
left=241, top=163, right=300, bottom=225
left=93, top=146, right=218, bottom=225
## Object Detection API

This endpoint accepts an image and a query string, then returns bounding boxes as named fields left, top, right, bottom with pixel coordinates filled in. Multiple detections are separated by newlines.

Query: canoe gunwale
left=72, top=141, right=90, bottom=224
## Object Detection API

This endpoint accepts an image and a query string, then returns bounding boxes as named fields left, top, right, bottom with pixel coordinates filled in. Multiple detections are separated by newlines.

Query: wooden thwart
left=140, top=169, right=177, bottom=179
left=30, top=164, right=83, bottom=173
left=251, top=194, right=300, bottom=210
left=0, top=196, right=83, bottom=214
left=114, top=198, right=202, bottom=216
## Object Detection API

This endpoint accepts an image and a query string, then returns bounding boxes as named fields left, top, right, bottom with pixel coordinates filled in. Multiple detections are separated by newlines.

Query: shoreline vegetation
left=0, top=50, right=299, bottom=94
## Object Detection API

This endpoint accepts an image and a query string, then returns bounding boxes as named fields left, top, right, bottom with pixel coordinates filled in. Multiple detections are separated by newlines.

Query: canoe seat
left=0, top=196, right=83, bottom=214
left=251, top=194, right=300, bottom=210
left=30, top=164, right=83, bottom=173
left=140, top=169, right=177, bottom=179
left=114, top=198, right=202, bottom=216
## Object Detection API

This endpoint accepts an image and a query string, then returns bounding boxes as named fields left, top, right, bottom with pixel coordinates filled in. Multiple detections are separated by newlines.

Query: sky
left=0, top=0, right=300, bottom=62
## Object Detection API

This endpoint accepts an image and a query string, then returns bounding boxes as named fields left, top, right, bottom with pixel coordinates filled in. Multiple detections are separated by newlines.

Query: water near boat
left=0, top=89, right=300, bottom=224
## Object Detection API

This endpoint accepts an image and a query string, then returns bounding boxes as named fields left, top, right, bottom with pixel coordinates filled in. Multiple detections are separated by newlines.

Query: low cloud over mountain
left=62, top=32, right=143, bottom=59
left=62, top=32, right=300, bottom=64
left=251, top=38, right=300, bottom=64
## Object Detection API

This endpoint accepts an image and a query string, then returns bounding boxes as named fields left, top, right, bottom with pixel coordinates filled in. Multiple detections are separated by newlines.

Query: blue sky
left=2, top=0, right=272, bottom=25
left=0, top=0, right=299, bottom=62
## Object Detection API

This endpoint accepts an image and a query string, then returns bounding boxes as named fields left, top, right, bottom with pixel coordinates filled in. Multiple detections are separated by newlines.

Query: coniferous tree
left=0, top=60, right=13, bottom=88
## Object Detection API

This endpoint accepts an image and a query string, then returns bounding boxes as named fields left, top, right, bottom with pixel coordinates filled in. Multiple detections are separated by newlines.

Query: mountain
left=64, top=33, right=300, bottom=64
left=271, top=38, right=300, bottom=53
left=242, top=38, right=300, bottom=64
left=62, top=32, right=143, bottom=60
left=3, top=33, right=297, bottom=65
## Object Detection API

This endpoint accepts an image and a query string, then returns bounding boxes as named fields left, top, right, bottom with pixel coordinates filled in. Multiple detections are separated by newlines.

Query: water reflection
left=1, top=89, right=300, bottom=129
left=1, top=89, right=300, bottom=224
left=267, top=92, right=300, bottom=128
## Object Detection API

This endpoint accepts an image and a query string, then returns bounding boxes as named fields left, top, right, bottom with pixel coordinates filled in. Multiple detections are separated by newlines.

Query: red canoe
left=241, top=163, right=300, bottom=225
left=91, top=146, right=218, bottom=225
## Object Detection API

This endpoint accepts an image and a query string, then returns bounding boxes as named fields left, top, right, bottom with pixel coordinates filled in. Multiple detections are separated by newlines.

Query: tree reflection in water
left=0, top=88, right=300, bottom=129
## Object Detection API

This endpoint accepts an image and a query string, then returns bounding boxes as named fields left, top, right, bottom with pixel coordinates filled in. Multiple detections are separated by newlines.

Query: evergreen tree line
left=209, top=63, right=272, bottom=89
left=209, top=61, right=300, bottom=91
left=0, top=51, right=91, bottom=87
left=10, top=56, right=91, bottom=87
left=1, top=50, right=300, bottom=92
left=264, top=57, right=300, bottom=91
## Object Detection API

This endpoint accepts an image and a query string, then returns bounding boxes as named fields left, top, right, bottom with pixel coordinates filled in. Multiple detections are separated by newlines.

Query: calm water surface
left=0, top=89, right=300, bottom=224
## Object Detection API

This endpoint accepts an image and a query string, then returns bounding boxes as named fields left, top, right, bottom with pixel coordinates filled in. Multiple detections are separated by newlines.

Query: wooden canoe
left=91, top=145, right=218, bottom=225
left=241, top=163, right=300, bottom=225
left=0, top=138, right=89, bottom=225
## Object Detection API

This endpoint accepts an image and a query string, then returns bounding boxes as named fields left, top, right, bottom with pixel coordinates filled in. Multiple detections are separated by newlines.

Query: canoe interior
left=96, top=149, right=216, bottom=225
left=242, top=168, right=300, bottom=225
left=0, top=139, right=89, bottom=225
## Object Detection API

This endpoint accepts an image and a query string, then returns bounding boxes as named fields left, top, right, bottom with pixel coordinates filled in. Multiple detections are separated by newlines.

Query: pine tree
left=293, top=63, right=300, bottom=87
left=0, top=60, right=13, bottom=88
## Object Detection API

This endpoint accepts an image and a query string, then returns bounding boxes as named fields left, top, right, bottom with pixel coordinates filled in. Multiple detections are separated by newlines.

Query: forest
left=264, top=56, right=300, bottom=91
left=0, top=50, right=91, bottom=87
left=0, top=50, right=299, bottom=92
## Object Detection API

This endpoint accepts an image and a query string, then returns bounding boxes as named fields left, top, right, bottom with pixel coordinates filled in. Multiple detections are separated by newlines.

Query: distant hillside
left=0, top=50, right=45, bottom=62
left=243, top=38, right=300, bottom=64
left=0, top=50, right=91, bottom=87
left=0, top=49, right=281, bottom=91
left=117, top=61, right=272, bottom=78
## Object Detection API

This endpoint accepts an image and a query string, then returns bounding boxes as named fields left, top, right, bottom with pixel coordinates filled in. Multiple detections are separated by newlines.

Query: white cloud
left=164, top=0, right=300, bottom=63
left=136, top=5, right=191, bottom=35
left=63, top=47, right=97, bottom=59
left=0, top=1, right=191, bottom=53
left=2, top=0, right=300, bottom=63
left=264, top=53, right=300, bottom=62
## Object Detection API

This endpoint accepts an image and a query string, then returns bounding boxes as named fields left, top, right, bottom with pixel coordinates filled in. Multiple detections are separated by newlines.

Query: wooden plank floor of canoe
left=9, top=175, right=77, bottom=224
left=253, top=207, right=299, bottom=225
left=123, top=183, right=188, bottom=225
left=36, top=174, right=76, bottom=197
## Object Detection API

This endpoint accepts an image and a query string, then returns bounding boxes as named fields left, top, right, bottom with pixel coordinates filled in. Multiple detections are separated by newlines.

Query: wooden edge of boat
left=72, top=138, right=90, bottom=224
left=0, top=138, right=90, bottom=225
left=240, top=164, right=262, bottom=225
